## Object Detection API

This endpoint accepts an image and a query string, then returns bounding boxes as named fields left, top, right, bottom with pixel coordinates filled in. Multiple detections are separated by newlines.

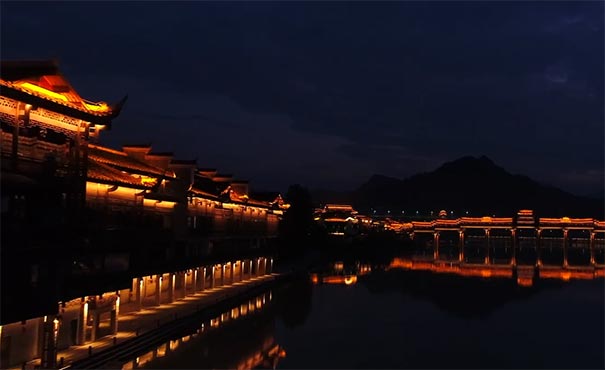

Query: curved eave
left=190, top=189, right=219, bottom=199
left=87, top=158, right=170, bottom=179
left=0, top=85, right=124, bottom=126
left=87, top=177, right=150, bottom=190
left=224, top=198, right=271, bottom=209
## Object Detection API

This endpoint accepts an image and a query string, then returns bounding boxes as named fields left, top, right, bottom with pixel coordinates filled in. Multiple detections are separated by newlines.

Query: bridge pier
left=536, top=229, right=542, bottom=267
left=458, top=230, right=465, bottom=262
left=484, top=229, right=491, bottom=264
left=433, top=231, right=440, bottom=260
left=590, top=232, right=596, bottom=266
left=563, top=229, right=569, bottom=268
left=510, top=229, right=517, bottom=266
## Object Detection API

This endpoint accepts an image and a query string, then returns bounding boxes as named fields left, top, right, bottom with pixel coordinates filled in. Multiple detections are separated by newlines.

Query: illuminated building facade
left=315, top=204, right=361, bottom=237
left=1, top=60, right=124, bottom=248
left=0, top=61, right=288, bottom=368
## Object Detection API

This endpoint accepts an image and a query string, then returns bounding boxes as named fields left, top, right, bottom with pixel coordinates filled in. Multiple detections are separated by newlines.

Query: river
left=129, top=250, right=604, bottom=369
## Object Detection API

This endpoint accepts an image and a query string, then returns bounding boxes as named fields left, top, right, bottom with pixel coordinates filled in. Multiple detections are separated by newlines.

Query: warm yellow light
left=139, top=175, right=158, bottom=186
left=18, top=82, right=69, bottom=102
left=83, top=101, right=110, bottom=112
left=344, top=276, right=358, bottom=285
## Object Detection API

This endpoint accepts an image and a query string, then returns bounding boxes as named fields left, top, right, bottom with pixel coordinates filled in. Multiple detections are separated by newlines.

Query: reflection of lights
left=321, top=275, right=358, bottom=285
left=157, top=343, right=167, bottom=357
left=517, top=277, right=533, bottom=287
left=344, top=276, right=357, bottom=285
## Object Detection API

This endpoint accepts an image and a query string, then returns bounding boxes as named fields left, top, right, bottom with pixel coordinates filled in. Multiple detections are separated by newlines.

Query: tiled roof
left=87, top=158, right=151, bottom=189
left=0, top=60, right=123, bottom=121
left=191, top=188, right=219, bottom=199
left=88, top=144, right=168, bottom=177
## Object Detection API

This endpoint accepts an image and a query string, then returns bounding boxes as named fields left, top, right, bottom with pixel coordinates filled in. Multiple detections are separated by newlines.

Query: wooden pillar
left=90, top=312, right=100, bottom=342
left=182, top=272, right=188, bottom=297
left=590, top=232, right=596, bottom=266
left=135, top=278, right=143, bottom=311
left=168, top=273, right=175, bottom=303
left=433, top=231, right=440, bottom=260
left=193, top=269, right=199, bottom=293
left=249, top=260, right=253, bottom=279
left=255, top=258, right=260, bottom=277
left=221, top=265, right=225, bottom=286
left=77, top=299, right=88, bottom=345
left=155, top=275, right=162, bottom=306
left=201, top=268, right=206, bottom=291
left=267, top=258, right=273, bottom=274
left=563, top=229, right=569, bottom=268
left=229, top=262, right=235, bottom=284
left=41, top=316, right=59, bottom=369
left=238, top=261, right=244, bottom=281
left=12, top=103, right=30, bottom=171
left=211, top=266, right=216, bottom=288
left=458, top=230, right=465, bottom=263
left=110, top=309, right=118, bottom=335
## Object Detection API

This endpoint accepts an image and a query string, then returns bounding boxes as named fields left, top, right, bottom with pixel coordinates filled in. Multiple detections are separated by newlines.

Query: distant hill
left=352, top=156, right=604, bottom=218
left=310, top=188, right=353, bottom=208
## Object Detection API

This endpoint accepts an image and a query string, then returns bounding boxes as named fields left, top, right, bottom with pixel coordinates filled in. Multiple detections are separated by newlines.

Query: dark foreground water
left=134, top=256, right=604, bottom=369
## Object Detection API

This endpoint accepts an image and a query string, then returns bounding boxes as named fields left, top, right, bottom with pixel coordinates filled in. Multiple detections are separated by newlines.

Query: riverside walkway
left=13, top=274, right=280, bottom=370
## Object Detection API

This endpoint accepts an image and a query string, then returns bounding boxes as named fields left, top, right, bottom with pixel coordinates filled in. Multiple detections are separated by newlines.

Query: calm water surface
left=137, top=255, right=604, bottom=369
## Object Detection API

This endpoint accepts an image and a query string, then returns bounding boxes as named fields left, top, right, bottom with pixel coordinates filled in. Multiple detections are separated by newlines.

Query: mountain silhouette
left=353, top=156, right=604, bottom=218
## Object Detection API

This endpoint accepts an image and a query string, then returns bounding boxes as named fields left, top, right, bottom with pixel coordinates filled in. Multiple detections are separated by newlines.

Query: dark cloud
left=1, top=1, right=603, bottom=194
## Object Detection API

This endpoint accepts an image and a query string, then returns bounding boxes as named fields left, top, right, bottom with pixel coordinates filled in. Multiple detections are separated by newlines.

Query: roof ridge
left=88, top=144, right=128, bottom=156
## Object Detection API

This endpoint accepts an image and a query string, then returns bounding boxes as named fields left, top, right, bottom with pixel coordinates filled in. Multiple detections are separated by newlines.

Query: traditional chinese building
left=0, top=60, right=125, bottom=251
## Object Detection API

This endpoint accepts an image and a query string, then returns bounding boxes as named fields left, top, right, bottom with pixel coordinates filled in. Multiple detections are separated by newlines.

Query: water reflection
left=121, top=291, right=287, bottom=370
left=68, top=246, right=603, bottom=369
left=275, top=251, right=603, bottom=368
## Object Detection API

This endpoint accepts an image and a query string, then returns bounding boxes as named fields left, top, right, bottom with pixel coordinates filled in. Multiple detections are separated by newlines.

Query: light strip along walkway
left=14, top=274, right=278, bottom=370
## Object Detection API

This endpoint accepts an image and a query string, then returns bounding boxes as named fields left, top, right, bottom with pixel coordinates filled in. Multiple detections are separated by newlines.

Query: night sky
left=2, top=1, right=603, bottom=195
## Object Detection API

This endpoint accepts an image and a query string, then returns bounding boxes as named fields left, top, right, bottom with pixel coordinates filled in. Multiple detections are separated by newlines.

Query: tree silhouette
left=279, top=184, right=314, bottom=245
